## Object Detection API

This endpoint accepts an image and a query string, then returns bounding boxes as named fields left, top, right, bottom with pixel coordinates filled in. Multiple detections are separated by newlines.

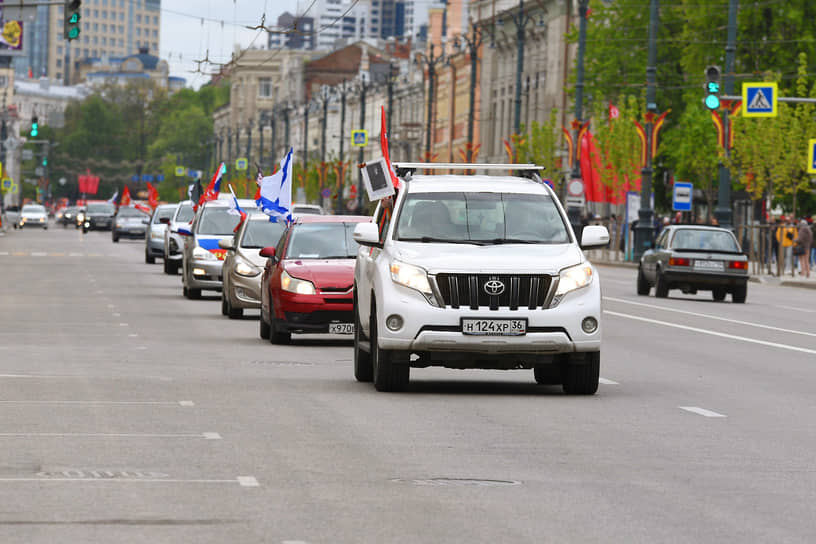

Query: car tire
left=187, top=288, right=201, bottom=300
left=371, top=305, right=409, bottom=392
left=227, top=301, right=243, bottom=319
left=353, top=301, right=373, bottom=382
left=712, top=287, right=726, bottom=301
left=183, top=285, right=189, bottom=298
left=654, top=271, right=669, bottom=298
left=163, top=259, right=175, bottom=274
left=732, top=283, right=747, bottom=304
left=269, top=305, right=291, bottom=344
left=259, top=312, right=271, bottom=340
left=145, top=250, right=155, bottom=264
left=221, top=294, right=229, bottom=316
left=112, top=234, right=119, bottom=242
left=561, top=352, right=600, bottom=395
left=534, top=364, right=562, bottom=385
left=636, top=266, right=650, bottom=295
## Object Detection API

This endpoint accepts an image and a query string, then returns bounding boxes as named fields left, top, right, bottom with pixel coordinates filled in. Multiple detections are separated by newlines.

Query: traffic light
left=30, top=116, right=38, bottom=138
left=63, top=0, right=82, bottom=41
left=42, top=157, right=48, bottom=167
left=704, top=65, right=721, bottom=110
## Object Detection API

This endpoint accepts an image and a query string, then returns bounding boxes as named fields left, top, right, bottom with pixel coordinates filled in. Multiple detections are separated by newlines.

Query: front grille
left=434, top=274, right=552, bottom=310
left=285, top=310, right=353, bottom=324
left=320, top=286, right=352, bottom=293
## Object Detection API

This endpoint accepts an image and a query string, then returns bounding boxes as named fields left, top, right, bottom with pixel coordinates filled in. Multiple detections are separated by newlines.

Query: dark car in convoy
left=59, top=206, right=80, bottom=227
left=220, top=213, right=286, bottom=319
left=81, top=202, right=116, bottom=232
left=637, top=225, right=749, bottom=302
left=111, top=206, right=149, bottom=242
left=259, top=215, right=369, bottom=343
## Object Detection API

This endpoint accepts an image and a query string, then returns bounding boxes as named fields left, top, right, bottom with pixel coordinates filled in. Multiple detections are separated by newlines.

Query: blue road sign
left=1, top=178, right=12, bottom=189
left=672, top=181, right=693, bottom=212
left=320, top=188, right=332, bottom=198
left=156, top=174, right=165, bottom=182
left=131, top=175, right=139, bottom=182
left=351, top=130, right=368, bottom=147
left=142, top=174, right=154, bottom=182
left=742, top=82, right=777, bottom=117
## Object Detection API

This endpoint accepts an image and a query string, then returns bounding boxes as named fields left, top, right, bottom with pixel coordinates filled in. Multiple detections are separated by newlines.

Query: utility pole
left=336, top=81, right=349, bottom=215
left=246, top=121, right=252, bottom=167
left=356, top=75, right=371, bottom=213
left=303, top=102, right=310, bottom=173
left=416, top=44, right=446, bottom=161
left=283, top=105, right=291, bottom=157
left=258, top=114, right=265, bottom=173
left=460, top=20, right=483, bottom=163
left=227, top=131, right=232, bottom=167
left=387, top=62, right=395, bottom=138
left=270, top=112, right=277, bottom=164
left=633, top=0, right=659, bottom=260
left=568, top=0, right=590, bottom=235
left=512, top=0, right=528, bottom=135
left=714, top=0, right=738, bottom=229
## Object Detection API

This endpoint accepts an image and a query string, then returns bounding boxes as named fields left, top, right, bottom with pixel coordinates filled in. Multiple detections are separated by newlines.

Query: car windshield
left=152, top=207, right=176, bottom=223
left=241, top=219, right=285, bottom=249
left=197, top=207, right=241, bottom=235
left=285, top=222, right=360, bottom=259
left=176, top=204, right=194, bottom=223
left=117, top=207, right=147, bottom=218
left=64, top=207, right=78, bottom=214
left=22, top=205, right=45, bottom=213
left=394, top=192, right=570, bottom=244
left=670, top=229, right=740, bottom=252
left=87, top=204, right=115, bottom=214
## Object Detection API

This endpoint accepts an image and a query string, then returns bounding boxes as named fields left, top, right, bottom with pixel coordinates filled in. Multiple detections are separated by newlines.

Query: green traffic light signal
left=69, top=13, right=80, bottom=24
left=42, top=158, right=48, bottom=166
left=68, top=27, right=80, bottom=39
left=30, top=123, right=38, bottom=138
left=705, top=95, right=721, bottom=110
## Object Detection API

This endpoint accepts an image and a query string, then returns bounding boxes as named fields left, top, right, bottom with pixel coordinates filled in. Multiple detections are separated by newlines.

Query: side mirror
left=580, top=225, right=610, bottom=249
left=159, top=217, right=170, bottom=225
left=178, top=227, right=192, bottom=236
left=259, top=246, right=276, bottom=259
left=353, top=222, right=382, bottom=248
left=218, top=238, right=235, bottom=250
left=142, top=218, right=150, bottom=224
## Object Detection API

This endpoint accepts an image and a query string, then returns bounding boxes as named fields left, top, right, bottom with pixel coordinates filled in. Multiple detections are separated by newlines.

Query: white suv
left=352, top=165, right=609, bottom=393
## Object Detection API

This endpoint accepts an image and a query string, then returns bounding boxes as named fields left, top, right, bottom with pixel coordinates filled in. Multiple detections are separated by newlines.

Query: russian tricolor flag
left=256, top=148, right=293, bottom=223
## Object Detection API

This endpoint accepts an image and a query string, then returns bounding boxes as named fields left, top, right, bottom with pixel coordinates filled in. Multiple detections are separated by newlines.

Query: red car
left=259, top=215, right=370, bottom=343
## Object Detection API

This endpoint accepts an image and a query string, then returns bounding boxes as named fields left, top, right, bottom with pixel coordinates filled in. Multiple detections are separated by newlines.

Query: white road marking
left=237, top=476, right=260, bottom=487
left=679, top=406, right=727, bottom=418
left=0, top=400, right=187, bottom=406
left=112, top=312, right=121, bottom=317
left=0, top=251, right=9, bottom=256
left=0, top=477, right=254, bottom=486
left=30, top=252, right=47, bottom=257
left=178, top=400, right=195, bottom=407
left=107, top=304, right=115, bottom=308
left=69, top=252, right=83, bottom=257
left=599, top=378, right=619, bottom=385
left=119, top=323, right=128, bottom=327
left=0, top=432, right=220, bottom=439
left=775, top=304, right=816, bottom=314
left=281, top=541, right=309, bottom=544
left=128, top=334, right=138, bottom=337
left=604, top=296, right=816, bottom=338
left=605, top=310, right=816, bottom=356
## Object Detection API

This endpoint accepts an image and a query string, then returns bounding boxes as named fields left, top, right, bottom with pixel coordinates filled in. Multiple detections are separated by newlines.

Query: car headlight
left=551, top=263, right=594, bottom=306
left=281, top=269, right=316, bottom=295
left=235, top=259, right=260, bottom=277
left=390, top=260, right=433, bottom=296
left=151, top=230, right=163, bottom=240
left=193, top=246, right=216, bottom=260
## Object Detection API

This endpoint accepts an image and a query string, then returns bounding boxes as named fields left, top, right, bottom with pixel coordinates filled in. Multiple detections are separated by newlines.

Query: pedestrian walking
left=794, top=219, right=812, bottom=278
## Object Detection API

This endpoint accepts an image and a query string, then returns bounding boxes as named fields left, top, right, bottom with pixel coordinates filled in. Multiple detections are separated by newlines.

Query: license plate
left=130, top=229, right=143, bottom=234
left=462, top=318, right=527, bottom=336
left=329, top=323, right=355, bottom=335
left=694, top=260, right=724, bottom=271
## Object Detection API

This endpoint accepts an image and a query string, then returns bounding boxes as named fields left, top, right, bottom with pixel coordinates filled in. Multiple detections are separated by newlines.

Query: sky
left=160, top=0, right=302, bottom=89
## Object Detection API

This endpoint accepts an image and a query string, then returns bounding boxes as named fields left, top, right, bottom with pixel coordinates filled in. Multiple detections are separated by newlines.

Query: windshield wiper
left=321, top=255, right=357, bottom=259
left=487, top=238, right=540, bottom=244
left=400, top=236, right=487, bottom=245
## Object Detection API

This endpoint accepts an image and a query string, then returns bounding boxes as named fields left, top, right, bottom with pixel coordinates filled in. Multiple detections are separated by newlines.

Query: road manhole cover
left=248, top=360, right=316, bottom=367
left=391, top=478, right=521, bottom=487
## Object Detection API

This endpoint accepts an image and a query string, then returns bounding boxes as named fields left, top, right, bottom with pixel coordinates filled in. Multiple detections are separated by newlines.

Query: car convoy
left=6, top=163, right=753, bottom=394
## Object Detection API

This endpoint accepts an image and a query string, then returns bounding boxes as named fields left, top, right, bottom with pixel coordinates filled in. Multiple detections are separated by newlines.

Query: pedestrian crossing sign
left=742, top=82, right=777, bottom=117
left=808, top=139, right=816, bottom=174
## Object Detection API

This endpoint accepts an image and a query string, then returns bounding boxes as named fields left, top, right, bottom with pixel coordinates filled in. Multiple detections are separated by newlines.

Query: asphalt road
left=1, top=222, right=815, bottom=543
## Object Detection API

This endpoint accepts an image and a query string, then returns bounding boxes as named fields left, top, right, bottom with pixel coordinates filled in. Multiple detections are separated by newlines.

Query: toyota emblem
left=484, top=280, right=505, bottom=296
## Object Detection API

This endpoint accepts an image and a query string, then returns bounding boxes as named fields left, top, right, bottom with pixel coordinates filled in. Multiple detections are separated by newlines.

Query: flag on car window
left=147, top=182, right=159, bottom=209
left=120, top=186, right=132, bottom=207
left=256, top=148, right=293, bottom=223
left=107, top=190, right=118, bottom=204
left=188, top=178, right=203, bottom=209
left=379, top=106, right=400, bottom=188
left=199, top=162, right=226, bottom=208
left=227, top=185, right=247, bottom=232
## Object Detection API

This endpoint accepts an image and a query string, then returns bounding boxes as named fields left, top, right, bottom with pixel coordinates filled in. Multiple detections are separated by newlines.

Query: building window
left=57, top=59, right=62, bottom=67
left=57, top=46, right=63, bottom=54
left=258, top=78, right=272, bottom=97
left=152, top=29, right=157, bottom=37
left=119, top=39, right=124, bottom=46
left=136, top=14, right=142, bottom=23
left=0, top=76, right=7, bottom=88
left=152, top=42, right=157, bottom=51
left=102, top=37, right=107, bottom=45
left=102, top=10, right=107, bottom=18
left=153, top=16, right=158, bottom=25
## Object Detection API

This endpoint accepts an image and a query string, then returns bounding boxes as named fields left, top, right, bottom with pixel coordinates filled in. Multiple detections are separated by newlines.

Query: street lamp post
left=258, top=114, right=266, bottom=173
left=415, top=44, right=447, bottom=162
left=633, top=0, right=659, bottom=260
left=246, top=121, right=252, bottom=168
left=336, top=81, right=349, bottom=215
left=356, top=74, right=372, bottom=213
left=714, top=0, right=738, bottom=229
left=458, top=20, right=483, bottom=163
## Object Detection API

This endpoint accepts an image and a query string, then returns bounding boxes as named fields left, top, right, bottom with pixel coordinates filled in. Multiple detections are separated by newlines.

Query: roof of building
left=86, top=71, right=151, bottom=79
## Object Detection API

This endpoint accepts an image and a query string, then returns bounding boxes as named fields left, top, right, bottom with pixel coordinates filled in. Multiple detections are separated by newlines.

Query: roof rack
left=393, top=163, right=546, bottom=183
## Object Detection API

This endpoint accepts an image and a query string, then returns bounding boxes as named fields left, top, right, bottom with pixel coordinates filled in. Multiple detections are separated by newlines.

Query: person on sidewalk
left=776, top=217, right=797, bottom=274
left=794, top=219, right=812, bottom=278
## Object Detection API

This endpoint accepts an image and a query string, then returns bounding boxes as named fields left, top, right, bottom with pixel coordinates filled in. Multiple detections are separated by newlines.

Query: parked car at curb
left=163, top=200, right=195, bottom=274
left=220, top=214, right=286, bottom=318
left=351, top=164, right=609, bottom=393
left=111, top=206, right=150, bottom=242
left=637, top=225, right=749, bottom=302
left=259, top=215, right=369, bottom=343
left=145, top=203, right=178, bottom=263
left=19, top=204, right=49, bottom=229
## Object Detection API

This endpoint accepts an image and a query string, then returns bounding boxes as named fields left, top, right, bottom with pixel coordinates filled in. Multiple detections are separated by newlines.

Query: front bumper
left=114, top=227, right=146, bottom=238
left=88, top=217, right=112, bottom=230
left=374, top=273, right=602, bottom=355
left=226, top=270, right=263, bottom=310
left=187, top=259, right=224, bottom=290
left=274, top=291, right=354, bottom=333
left=20, top=219, right=47, bottom=227
left=146, top=237, right=165, bottom=257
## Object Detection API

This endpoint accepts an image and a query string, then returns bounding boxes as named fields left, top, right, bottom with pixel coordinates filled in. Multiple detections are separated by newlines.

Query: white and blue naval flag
left=256, top=147, right=294, bottom=223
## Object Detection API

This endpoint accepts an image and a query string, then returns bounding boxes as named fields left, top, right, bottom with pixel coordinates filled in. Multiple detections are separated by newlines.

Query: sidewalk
left=593, top=258, right=816, bottom=290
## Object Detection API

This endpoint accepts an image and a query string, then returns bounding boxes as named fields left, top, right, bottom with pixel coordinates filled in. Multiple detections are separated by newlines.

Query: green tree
left=515, top=110, right=561, bottom=190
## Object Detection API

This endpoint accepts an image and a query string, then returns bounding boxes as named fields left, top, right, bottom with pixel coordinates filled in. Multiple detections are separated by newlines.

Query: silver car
left=19, top=204, right=49, bottom=229
left=111, top=206, right=150, bottom=242
left=163, top=200, right=195, bottom=274
left=145, top=203, right=178, bottom=264
left=180, top=198, right=258, bottom=299
left=638, top=225, right=749, bottom=302
left=220, top=213, right=286, bottom=318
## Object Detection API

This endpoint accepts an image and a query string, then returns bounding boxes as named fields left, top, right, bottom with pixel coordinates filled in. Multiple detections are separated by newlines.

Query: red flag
left=120, top=186, right=132, bottom=206
left=134, top=203, right=151, bottom=214
left=253, top=185, right=261, bottom=200
left=379, top=106, right=399, bottom=188
left=609, top=102, right=620, bottom=120
left=147, top=182, right=159, bottom=208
